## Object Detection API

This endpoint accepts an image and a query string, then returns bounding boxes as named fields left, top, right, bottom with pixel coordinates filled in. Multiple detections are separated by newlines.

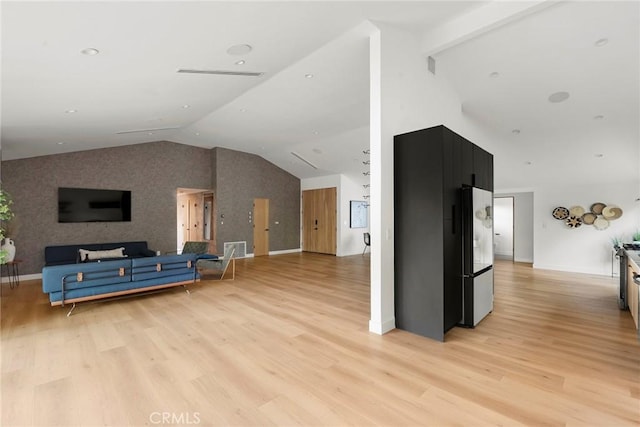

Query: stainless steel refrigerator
left=461, top=187, right=494, bottom=327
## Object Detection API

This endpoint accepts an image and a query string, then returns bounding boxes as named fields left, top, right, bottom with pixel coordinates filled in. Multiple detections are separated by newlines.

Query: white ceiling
left=1, top=1, right=638, bottom=192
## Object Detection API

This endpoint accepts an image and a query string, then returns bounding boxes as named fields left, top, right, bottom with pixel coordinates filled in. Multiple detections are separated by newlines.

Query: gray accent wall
left=1, top=141, right=301, bottom=275
left=1, top=141, right=211, bottom=275
left=213, top=147, right=300, bottom=254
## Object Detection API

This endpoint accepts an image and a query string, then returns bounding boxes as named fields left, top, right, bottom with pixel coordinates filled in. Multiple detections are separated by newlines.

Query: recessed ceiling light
left=594, top=115, right=604, bottom=120
left=65, top=109, right=77, bottom=113
left=524, top=161, right=532, bottom=165
left=548, top=91, right=570, bottom=103
left=595, top=38, right=609, bottom=47
left=227, top=44, right=252, bottom=55
left=512, top=129, right=521, bottom=135
left=195, top=132, right=200, bottom=136
left=148, top=132, right=153, bottom=135
left=235, top=60, right=246, bottom=65
left=312, top=130, right=319, bottom=135
left=489, top=72, right=500, bottom=78
left=594, top=153, right=604, bottom=158
left=57, top=142, right=65, bottom=145
left=240, top=108, right=246, bottom=113
left=81, top=48, right=99, bottom=56
left=305, top=74, right=314, bottom=79
left=182, top=104, right=190, bottom=109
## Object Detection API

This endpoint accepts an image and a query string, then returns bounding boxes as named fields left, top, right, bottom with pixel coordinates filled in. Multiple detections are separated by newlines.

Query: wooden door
left=302, top=188, right=337, bottom=255
left=317, top=188, right=337, bottom=254
left=178, top=193, right=204, bottom=249
left=302, top=190, right=318, bottom=253
left=253, top=198, right=269, bottom=256
left=203, top=193, right=216, bottom=253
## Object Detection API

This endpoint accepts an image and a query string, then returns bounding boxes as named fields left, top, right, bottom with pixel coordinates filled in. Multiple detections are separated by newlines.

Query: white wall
left=301, top=174, right=368, bottom=257
left=495, top=192, right=534, bottom=263
left=534, top=180, right=639, bottom=275
left=339, top=175, right=370, bottom=256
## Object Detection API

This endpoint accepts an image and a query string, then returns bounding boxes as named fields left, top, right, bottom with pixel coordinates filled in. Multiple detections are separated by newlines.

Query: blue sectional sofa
left=42, top=253, right=199, bottom=309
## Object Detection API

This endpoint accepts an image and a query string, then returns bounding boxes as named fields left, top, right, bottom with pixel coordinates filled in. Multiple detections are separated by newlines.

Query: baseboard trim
left=1, top=272, right=42, bottom=283
left=533, top=263, right=610, bottom=277
left=369, top=317, right=396, bottom=335
left=269, top=248, right=302, bottom=256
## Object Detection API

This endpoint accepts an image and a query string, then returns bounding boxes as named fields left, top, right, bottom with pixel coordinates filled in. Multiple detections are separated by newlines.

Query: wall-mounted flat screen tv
left=58, top=187, right=131, bottom=223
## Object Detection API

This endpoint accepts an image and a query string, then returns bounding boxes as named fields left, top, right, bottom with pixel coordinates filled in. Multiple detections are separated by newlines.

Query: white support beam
left=422, top=0, right=560, bottom=56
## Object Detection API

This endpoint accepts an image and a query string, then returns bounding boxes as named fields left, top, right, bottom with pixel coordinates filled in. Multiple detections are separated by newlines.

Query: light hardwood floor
left=1, top=254, right=639, bottom=426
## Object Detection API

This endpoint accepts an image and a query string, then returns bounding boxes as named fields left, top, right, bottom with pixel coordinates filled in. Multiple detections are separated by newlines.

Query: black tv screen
left=58, top=187, right=131, bottom=223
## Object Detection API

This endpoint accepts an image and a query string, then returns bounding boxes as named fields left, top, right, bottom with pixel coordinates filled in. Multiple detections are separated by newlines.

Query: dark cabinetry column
left=394, top=127, right=446, bottom=341
left=394, top=125, right=493, bottom=341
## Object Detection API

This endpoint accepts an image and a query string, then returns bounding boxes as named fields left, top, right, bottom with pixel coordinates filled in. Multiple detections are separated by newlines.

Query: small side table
left=2, top=259, right=22, bottom=289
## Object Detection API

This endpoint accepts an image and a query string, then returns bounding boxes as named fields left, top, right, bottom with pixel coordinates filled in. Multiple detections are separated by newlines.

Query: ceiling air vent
left=291, top=152, right=318, bottom=169
left=177, top=69, right=264, bottom=77
left=116, top=126, right=181, bottom=135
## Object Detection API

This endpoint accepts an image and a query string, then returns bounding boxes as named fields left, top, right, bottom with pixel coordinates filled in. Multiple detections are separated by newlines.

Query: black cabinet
left=473, top=144, right=493, bottom=191
left=394, top=125, right=493, bottom=341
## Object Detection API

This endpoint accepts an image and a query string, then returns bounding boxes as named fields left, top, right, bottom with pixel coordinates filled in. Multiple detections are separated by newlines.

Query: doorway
left=253, top=198, right=269, bottom=256
left=177, top=188, right=215, bottom=253
left=302, top=187, right=337, bottom=255
left=493, top=197, right=514, bottom=261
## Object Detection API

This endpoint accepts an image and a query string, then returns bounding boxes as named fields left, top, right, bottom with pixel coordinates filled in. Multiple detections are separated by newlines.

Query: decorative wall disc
left=593, top=217, right=610, bottom=230
left=602, top=206, right=623, bottom=220
left=569, top=206, right=585, bottom=217
left=590, top=202, right=606, bottom=215
left=581, top=212, right=596, bottom=225
left=552, top=207, right=569, bottom=220
left=565, top=216, right=583, bottom=228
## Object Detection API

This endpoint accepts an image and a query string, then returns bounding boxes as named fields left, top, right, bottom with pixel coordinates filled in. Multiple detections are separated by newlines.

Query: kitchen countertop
left=625, top=249, right=640, bottom=272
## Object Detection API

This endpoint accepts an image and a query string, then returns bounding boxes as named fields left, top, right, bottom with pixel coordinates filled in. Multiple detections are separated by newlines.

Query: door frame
left=176, top=188, right=215, bottom=253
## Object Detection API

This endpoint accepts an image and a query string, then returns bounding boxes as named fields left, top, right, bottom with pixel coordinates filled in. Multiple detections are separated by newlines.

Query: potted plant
left=611, top=236, right=624, bottom=250
left=633, top=231, right=640, bottom=244
left=0, top=189, right=15, bottom=264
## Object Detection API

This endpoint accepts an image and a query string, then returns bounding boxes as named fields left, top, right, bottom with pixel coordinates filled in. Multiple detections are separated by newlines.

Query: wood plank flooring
left=1, top=254, right=639, bottom=426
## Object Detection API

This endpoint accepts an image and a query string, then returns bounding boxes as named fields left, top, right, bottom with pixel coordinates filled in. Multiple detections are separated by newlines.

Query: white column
left=368, top=25, right=396, bottom=334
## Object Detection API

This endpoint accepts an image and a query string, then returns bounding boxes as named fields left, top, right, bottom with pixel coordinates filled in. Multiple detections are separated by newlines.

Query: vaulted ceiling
left=2, top=1, right=638, bottom=191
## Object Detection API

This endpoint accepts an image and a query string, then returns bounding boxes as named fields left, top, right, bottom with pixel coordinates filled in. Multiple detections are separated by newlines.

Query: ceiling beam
left=421, top=0, right=560, bottom=56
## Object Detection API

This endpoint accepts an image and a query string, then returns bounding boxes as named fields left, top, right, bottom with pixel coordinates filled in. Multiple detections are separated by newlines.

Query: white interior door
left=493, top=197, right=514, bottom=260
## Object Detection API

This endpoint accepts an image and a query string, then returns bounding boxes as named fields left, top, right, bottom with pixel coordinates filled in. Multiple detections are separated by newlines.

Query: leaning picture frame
left=350, top=200, right=368, bottom=228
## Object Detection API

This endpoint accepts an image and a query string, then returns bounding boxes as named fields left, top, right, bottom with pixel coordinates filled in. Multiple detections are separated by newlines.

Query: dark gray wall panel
left=213, top=147, right=300, bottom=254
